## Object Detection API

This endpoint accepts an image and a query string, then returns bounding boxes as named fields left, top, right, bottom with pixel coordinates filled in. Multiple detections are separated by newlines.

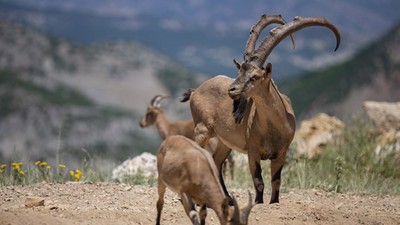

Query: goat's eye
left=250, top=75, right=259, bottom=82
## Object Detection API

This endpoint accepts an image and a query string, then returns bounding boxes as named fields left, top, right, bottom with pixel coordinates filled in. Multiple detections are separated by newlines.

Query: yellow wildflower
left=35, top=161, right=41, bottom=166
left=74, top=169, right=82, bottom=181
left=39, top=161, right=47, bottom=167
left=58, top=164, right=66, bottom=169
left=75, top=169, right=82, bottom=175
left=11, top=162, right=23, bottom=170
left=18, top=170, right=25, bottom=175
left=69, top=169, right=83, bottom=181
left=46, top=165, right=51, bottom=169
left=0, top=164, right=6, bottom=169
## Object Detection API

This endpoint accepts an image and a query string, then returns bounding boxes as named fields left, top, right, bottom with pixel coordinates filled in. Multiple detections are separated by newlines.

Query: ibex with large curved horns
left=139, top=95, right=235, bottom=179
left=181, top=14, right=341, bottom=204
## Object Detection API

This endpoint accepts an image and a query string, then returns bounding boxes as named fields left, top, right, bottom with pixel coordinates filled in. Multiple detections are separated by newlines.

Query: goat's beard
left=232, top=95, right=248, bottom=124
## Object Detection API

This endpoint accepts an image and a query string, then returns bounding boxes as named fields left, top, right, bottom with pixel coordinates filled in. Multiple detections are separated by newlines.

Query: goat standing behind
left=139, top=95, right=235, bottom=179
left=156, top=135, right=253, bottom=225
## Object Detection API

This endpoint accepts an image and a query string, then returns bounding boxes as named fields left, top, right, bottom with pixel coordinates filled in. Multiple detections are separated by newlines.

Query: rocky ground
left=1, top=182, right=399, bottom=225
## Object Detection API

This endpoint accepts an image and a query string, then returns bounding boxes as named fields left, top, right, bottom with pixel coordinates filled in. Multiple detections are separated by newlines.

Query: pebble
left=25, top=197, right=45, bottom=208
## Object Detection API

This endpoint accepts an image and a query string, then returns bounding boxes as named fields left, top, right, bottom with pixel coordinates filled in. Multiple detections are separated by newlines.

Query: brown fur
left=156, top=135, right=253, bottom=225
left=181, top=15, right=340, bottom=204
left=139, top=95, right=235, bottom=179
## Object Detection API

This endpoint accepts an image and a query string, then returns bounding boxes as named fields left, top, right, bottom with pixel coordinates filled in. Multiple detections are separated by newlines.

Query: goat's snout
left=139, top=119, right=146, bottom=128
left=228, top=85, right=241, bottom=100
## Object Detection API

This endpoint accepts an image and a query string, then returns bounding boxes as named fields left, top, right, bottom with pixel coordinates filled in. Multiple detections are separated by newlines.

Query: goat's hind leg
left=156, top=181, right=166, bottom=225
left=181, top=192, right=200, bottom=225
left=213, top=142, right=233, bottom=205
left=194, top=123, right=211, bottom=148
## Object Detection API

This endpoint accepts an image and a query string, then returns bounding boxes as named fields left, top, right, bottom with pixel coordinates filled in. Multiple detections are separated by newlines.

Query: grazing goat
left=156, top=135, right=254, bottom=225
left=139, top=95, right=235, bottom=179
left=181, top=14, right=341, bottom=204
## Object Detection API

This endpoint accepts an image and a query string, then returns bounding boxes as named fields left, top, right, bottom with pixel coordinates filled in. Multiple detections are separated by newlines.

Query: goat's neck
left=155, top=112, right=171, bottom=140
left=251, top=79, right=292, bottom=132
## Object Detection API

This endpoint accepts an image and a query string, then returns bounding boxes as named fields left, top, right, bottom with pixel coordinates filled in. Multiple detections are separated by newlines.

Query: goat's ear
left=262, top=63, right=272, bottom=79
left=233, top=59, right=241, bottom=70
left=261, top=69, right=267, bottom=80
left=266, top=63, right=272, bottom=75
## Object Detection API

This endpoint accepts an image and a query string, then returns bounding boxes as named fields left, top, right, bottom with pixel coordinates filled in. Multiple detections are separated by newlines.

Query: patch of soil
left=1, top=182, right=399, bottom=225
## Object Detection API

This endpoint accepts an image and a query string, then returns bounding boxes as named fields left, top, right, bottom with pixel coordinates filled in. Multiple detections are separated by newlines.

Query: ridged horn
left=250, top=16, right=341, bottom=67
left=244, top=14, right=295, bottom=62
left=150, top=95, right=169, bottom=108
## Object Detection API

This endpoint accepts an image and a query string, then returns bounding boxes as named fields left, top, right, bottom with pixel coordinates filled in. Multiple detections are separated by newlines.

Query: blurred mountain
left=0, top=20, right=199, bottom=165
left=281, top=21, right=400, bottom=121
left=1, top=0, right=399, bottom=81
left=1, top=0, right=400, bottom=167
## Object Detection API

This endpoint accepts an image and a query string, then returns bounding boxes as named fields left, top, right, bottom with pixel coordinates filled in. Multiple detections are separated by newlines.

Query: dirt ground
left=0, top=182, right=399, bottom=225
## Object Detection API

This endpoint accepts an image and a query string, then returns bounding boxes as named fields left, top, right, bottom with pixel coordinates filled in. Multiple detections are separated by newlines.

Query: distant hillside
left=2, top=0, right=399, bottom=80
left=0, top=20, right=200, bottom=166
left=281, top=21, right=400, bottom=121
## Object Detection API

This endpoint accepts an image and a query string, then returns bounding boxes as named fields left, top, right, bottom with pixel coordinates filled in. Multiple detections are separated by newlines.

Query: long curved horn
left=150, top=95, right=169, bottom=108
left=244, top=14, right=295, bottom=62
left=231, top=194, right=241, bottom=223
left=241, top=191, right=254, bottom=223
left=250, top=16, right=341, bottom=67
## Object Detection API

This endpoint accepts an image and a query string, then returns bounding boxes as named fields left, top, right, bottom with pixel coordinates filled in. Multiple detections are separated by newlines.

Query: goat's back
left=170, top=120, right=195, bottom=140
left=157, top=135, right=224, bottom=204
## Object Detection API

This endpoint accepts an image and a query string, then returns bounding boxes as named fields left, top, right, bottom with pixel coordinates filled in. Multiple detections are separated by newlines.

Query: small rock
left=25, top=197, right=45, bottom=208
left=49, top=206, right=59, bottom=210
left=124, top=186, right=132, bottom=191
left=335, top=203, right=344, bottom=209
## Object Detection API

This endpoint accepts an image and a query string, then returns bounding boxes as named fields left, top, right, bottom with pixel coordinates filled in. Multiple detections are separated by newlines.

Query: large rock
left=112, top=152, right=157, bottom=182
left=363, top=101, right=400, bottom=157
left=295, top=113, right=345, bottom=158
left=363, top=101, right=400, bottom=134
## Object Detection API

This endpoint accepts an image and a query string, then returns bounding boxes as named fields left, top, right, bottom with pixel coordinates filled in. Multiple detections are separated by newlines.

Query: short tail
left=180, top=88, right=194, bottom=102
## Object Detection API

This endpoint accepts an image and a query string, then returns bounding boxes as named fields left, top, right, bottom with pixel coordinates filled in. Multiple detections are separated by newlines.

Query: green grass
left=1, top=119, right=399, bottom=197
left=225, top=119, right=400, bottom=196
left=282, top=119, right=400, bottom=195
left=0, top=156, right=114, bottom=186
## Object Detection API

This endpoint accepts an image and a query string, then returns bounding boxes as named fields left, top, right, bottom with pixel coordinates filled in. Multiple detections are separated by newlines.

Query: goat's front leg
left=248, top=149, right=264, bottom=204
left=181, top=192, right=200, bottom=225
left=213, top=142, right=233, bottom=204
left=269, top=150, right=287, bottom=204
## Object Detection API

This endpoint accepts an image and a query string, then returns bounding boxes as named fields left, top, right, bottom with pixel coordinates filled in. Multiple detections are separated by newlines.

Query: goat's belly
left=218, top=136, right=247, bottom=153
